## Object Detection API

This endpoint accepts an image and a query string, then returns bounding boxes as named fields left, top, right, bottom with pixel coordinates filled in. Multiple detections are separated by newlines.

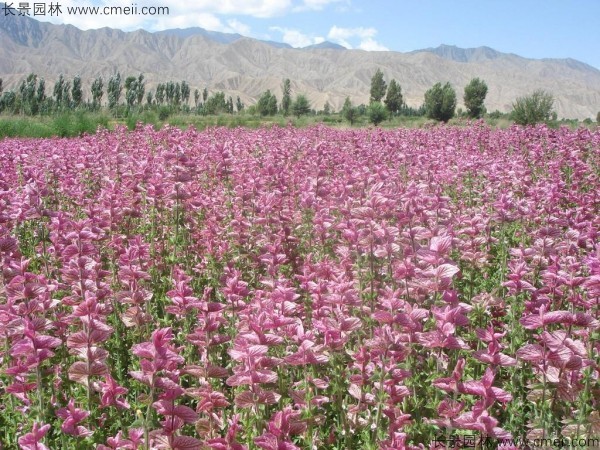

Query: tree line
left=0, top=73, right=245, bottom=118
left=338, top=69, right=562, bottom=126
left=0, top=71, right=593, bottom=126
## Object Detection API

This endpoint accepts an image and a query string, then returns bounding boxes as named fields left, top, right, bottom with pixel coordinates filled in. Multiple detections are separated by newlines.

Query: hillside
left=1, top=15, right=599, bottom=119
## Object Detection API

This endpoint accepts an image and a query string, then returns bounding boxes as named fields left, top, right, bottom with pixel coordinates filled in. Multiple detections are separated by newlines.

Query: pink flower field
left=0, top=124, right=599, bottom=449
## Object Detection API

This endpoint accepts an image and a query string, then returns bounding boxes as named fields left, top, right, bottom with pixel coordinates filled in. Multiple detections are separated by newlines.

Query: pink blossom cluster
left=0, top=123, right=599, bottom=448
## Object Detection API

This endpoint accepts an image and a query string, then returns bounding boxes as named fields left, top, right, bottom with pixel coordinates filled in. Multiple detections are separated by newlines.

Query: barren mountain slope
left=1, top=15, right=599, bottom=119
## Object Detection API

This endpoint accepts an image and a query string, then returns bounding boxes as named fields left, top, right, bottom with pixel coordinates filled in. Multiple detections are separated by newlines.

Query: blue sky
left=41, top=0, right=600, bottom=69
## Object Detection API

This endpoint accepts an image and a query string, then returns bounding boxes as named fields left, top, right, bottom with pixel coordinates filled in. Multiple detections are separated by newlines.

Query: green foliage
left=204, top=92, right=228, bottom=115
left=384, top=79, right=403, bottom=115
left=370, top=68, right=387, bottom=103
left=180, top=80, right=190, bottom=106
left=322, top=101, right=331, bottom=115
left=596, top=111, right=600, bottom=124
left=367, top=101, right=388, bottom=125
left=424, top=82, right=457, bottom=122
left=53, top=74, right=66, bottom=109
left=125, top=76, right=137, bottom=107
left=236, top=96, right=244, bottom=113
left=71, top=75, right=83, bottom=108
left=257, top=90, right=278, bottom=116
left=281, top=79, right=292, bottom=116
left=511, top=89, right=554, bottom=125
left=292, top=94, right=311, bottom=117
left=124, top=74, right=146, bottom=109
left=51, top=111, right=104, bottom=136
left=62, top=79, right=71, bottom=109
left=158, top=106, right=170, bottom=121
left=464, top=78, right=488, bottom=118
left=107, top=72, right=122, bottom=110
left=19, top=73, right=41, bottom=115
left=342, top=97, right=357, bottom=125
left=91, top=77, right=103, bottom=110
left=156, top=84, right=166, bottom=105
left=400, top=104, right=426, bottom=117
left=0, top=116, right=52, bottom=137
left=36, top=78, right=46, bottom=107
left=0, top=90, right=17, bottom=113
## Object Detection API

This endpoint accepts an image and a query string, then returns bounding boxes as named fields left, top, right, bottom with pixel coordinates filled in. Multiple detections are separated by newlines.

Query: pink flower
left=56, top=399, right=93, bottom=437
left=18, top=422, right=51, bottom=450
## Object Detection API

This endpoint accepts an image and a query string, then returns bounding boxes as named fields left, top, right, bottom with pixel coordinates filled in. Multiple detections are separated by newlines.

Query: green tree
left=0, top=78, right=3, bottom=96
left=107, top=73, right=122, bottom=110
left=173, top=82, right=181, bottom=106
left=71, top=75, right=83, bottom=108
left=281, top=78, right=291, bottom=116
left=384, top=79, right=403, bottom=115
left=53, top=74, right=65, bottom=109
left=180, top=81, right=190, bottom=106
left=36, top=78, right=46, bottom=107
left=62, top=81, right=71, bottom=109
left=20, top=73, right=39, bottom=115
left=323, top=101, right=331, bottom=115
left=424, top=82, right=457, bottom=122
left=155, top=84, right=165, bottom=105
left=136, top=74, right=145, bottom=106
left=368, top=101, right=388, bottom=125
left=597, top=111, right=600, bottom=124
left=194, top=89, right=200, bottom=107
left=463, top=78, right=488, bottom=119
left=342, top=97, right=357, bottom=125
left=236, top=96, right=244, bottom=113
left=257, top=90, right=278, bottom=116
left=125, top=76, right=137, bottom=107
left=0, top=90, right=16, bottom=113
left=370, top=68, right=387, bottom=103
left=91, top=77, right=103, bottom=109
left=204, top=92, right=228, bottom=115
left=292, top=94, right=311, bottom=117
left=511, top=89, right=554, bottom=125
left=202, top=87, right=208, bottom=103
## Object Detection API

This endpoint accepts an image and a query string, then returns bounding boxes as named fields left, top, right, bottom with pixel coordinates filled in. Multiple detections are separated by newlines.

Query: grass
left=0, top=110, right=596, bottom=139
left=0, top=112, right=111, bottom=138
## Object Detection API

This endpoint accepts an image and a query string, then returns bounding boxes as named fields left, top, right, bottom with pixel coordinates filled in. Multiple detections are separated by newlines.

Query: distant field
left=0, top=110, right=579, bottom=139
left=0, top=124, right=599, bottom=449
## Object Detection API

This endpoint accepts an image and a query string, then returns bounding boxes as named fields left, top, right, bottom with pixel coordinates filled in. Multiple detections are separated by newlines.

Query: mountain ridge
left=1, top=14, right=599, bottom=119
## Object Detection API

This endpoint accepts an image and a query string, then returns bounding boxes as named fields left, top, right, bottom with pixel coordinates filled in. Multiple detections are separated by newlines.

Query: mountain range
left=1, top=13, right=599, bottom=119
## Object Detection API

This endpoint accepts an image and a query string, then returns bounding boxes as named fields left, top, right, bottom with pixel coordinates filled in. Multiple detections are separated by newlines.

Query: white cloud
left=39, top=0, right=285, bottom=31
left=173, top=0, right=292, bottom=18
left=270, top=26, right=325, bottom=48
left=327, top=25, right=387, bottom=51
left=39, top=1, right=256, bottom=34
left=328, top=25, right=376, bottom=41
left=358, top=38, right=388, bottom=52
left=227, top=19, right=251, bottom=36
left=294, top=0, right=348, bottom=12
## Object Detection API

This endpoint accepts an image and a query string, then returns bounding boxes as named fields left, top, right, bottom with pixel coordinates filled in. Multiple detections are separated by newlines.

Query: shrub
left=291, top=94, right=311, bottom=118
left=424, top=82, right=456, bottom=122
left=463, top=78, right=488, bottom=119
left=511, top=89, right=554, bottom=125
left=367, top=101, right=388, bottom=125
